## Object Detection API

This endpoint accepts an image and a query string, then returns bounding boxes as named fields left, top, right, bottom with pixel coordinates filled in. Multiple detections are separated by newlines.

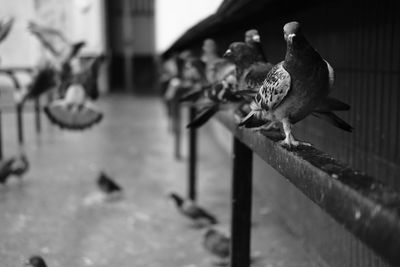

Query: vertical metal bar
left=230, top=137, right=253, bottom=267
left=188, top=106, right=197, bottom=201
left=16, top=104, right=24, bottom=145
left=0, top=110, right=3, bottom=160
left=173, top=98, right=181, bottom=160
left=34, top=98, right=41, bottom=134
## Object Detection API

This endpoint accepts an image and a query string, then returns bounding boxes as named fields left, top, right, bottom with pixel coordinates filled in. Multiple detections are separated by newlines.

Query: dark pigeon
left=203, top=228, right=230, bottom=265
left=25, top=255, right=47, bottom=267
left=169, top=192, right=218, bottom=227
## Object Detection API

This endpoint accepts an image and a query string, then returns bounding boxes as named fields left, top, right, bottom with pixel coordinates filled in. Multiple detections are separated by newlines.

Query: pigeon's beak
left=252, top=35, right=261, bottom=42
left=287, top=33, right=296, bottom=43
left=223, top=49, right=232, bottom=58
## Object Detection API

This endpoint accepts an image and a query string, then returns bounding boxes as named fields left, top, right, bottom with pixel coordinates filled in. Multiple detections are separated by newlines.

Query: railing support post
left=0, top=110, right=3, bottom=160
left=16, top=104, right=24, bottom=145
left=34, top=98, right=41, bottom=134
left=172, top=97, right=181, bottom=160
left=230, top=137, right=253, bottom=267
left=188, top=106, right=197, bottom=201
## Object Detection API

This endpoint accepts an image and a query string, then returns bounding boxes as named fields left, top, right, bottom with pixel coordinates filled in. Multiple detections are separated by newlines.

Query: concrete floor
left=0, top=94, right=323, bottom=267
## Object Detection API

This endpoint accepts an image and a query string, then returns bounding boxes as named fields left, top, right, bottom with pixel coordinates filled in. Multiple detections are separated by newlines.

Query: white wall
left=0, top=0, right=39, bottom=67
left=155, top=0, right=223, bottom=53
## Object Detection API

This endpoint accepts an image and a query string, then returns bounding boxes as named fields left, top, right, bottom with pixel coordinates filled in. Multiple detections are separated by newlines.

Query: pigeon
left=0, top=16, right=14, bottom=44
left=28, top=21, right=85, bottom=67
left=245, top=29, right=268, bottom=62
left=203, top=228, right=230, bottom=265
left=10, top=153, right=29, bottom=177
left=169, top=192, right=218, bottom=227
left=25, top=255, right=47, bottom=267
left=240, top=21, right=352, bottom=147
left=14, top=62, right=60, bottom=105
left=43, top=83, right=103, bottom=130
left=75, top=54, right=106, bottom=100
left=97, top=171, right=122, bottom=196
left=0, top=158, right=16, bottom=184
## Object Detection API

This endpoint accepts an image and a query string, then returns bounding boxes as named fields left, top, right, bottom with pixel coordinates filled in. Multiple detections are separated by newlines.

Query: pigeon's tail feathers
left=312, top=111, right=353, bottom=132
left=186, top=104, right=219, bottom=129
left=317, top=97, right=350, bottom=112
left=238, top=110, right=256, bottom=127
left=179, top=88, right=203, bottom=103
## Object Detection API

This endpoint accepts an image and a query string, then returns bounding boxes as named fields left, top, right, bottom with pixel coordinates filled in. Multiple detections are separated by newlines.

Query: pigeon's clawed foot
left=280, top=118, right=312, bottom=148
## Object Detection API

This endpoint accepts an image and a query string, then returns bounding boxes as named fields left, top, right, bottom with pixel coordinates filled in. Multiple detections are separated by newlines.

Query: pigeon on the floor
left=10, top=153, right=29, bottom=177
left=97, top=171, right=123, bottom=199
left=44, top=83, right=103, bottom=130
left=203, top=227, right=230, bottom=265
left=0, top=16, right=14, bottom=44
left=169, top=192, right=218, bottom=227
left=25, top=255, right=47, bottom=267
left=240, top=21, right=352, bottom=147
left=0, top=158, right=15, bottom=184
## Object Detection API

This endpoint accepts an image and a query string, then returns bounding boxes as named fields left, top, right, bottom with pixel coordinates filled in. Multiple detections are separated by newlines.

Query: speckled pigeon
left=203, top=227, right=230, bottom=264
left=240, top=21, right=352, bottom=147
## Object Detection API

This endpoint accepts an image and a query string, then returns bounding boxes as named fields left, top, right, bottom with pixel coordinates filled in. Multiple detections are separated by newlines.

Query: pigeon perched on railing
left=240, top=21, right=352, bottom=147
left=245, top=29, right=268, bottom=63
left=203, top=227, right=230, bottom=265
left=44, top=83, right=103, bottom=130
left=0, top=16, right=14, bottom=44
left=169, top=192, right=218, bottom=228
left=25, top=255, right=47, bottom=267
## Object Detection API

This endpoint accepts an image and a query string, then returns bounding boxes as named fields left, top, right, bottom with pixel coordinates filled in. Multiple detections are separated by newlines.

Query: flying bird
left=75, top=54, right=106, bottom=100
left=43, top=83, right=103, bottom=130
left=0, top=16, right=14, bottom=44
left=14, top=62, right=60, bottom=104
left=240, top=21, right=352, bottom=147
left=203, top=228, right=230, bottom=265
left=169, top=192, right=218, bottom=227
left=25, top=255, right=47, bottom=267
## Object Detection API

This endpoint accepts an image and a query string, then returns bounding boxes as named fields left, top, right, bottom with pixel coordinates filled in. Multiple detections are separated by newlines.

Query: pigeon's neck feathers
left=284, top=34, right=322, bottom=69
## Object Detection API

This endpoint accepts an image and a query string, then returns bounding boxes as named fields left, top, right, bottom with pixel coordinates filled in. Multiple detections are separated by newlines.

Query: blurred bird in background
left=97, top=171, right=123, bottom=200
left=0, top=16, right=14, bottom=44
left=25, top=255, right=47, bottom=267
left=0, top=158, right=16, bottom=185
left=239, top=22, right=352, bottom=147
left=203, top=227, right=230, bottom=266
left=169, top=192, right=218, bottom=228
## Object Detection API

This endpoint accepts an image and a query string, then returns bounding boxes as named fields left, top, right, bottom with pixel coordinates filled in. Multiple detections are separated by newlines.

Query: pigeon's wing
left=26, top=65, right=59, bottom=99
left=243, top=62, right=273, bottom=90
left=259, top=62, right=291, bottom=110
left=324, top=59, right=334, bottom=90
left=0, top=17, right=14, bottom=43
left=28, top=22, right=65, bottom=56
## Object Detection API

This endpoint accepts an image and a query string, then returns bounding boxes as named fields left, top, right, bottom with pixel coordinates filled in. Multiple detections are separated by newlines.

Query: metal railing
left=169, top=98, right=400, bottom=267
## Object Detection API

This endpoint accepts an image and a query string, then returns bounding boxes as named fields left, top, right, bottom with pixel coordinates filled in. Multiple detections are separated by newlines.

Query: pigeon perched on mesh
left=203, top=228, right=230, bottom=265
left=25, top=255, right=47, bottom=267
left=169, top=192, right=218, bottom=227
left=97, top=171, right=122, bottom=195
left=0, top=158, right=16, bottom=184
left=240, top=21, right=352, bottom=147
left=44, top=83, right=103, bottom=130
left=0, top=16, right=14, bottom=44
